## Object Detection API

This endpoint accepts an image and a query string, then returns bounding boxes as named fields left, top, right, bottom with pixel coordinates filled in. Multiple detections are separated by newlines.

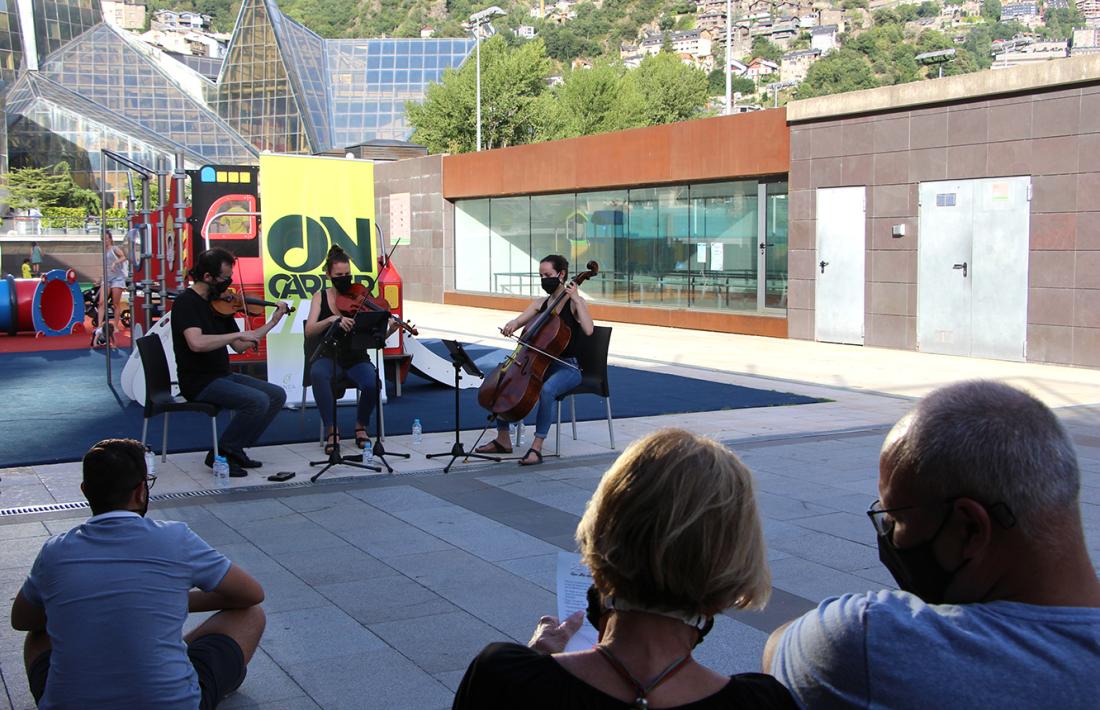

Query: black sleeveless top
left=304, top=290, right=369, bottom=368
left=538, top=296, right=581, bottom=360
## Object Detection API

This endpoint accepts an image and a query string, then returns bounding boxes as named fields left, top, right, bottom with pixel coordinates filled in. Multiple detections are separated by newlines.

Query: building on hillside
left=780, top=47, right=821, bottom=82
left=1046, top=0, right=1069, bottom=8
left=745, top=56, right=779, bottom=80
left=151, top=9, right=211, bottom=31
left=1079, top=0, right=1100, bottom=23
left=817, top=9, right=845, bottom=30
left=698, top=10, right=726, bottom=32
left=1000, top=2, right=1043, bottom=28
left=1071, top=27, right=1100, bottom=54
left=797, top=13, right=818, bottom=28
left=991, top=40, right=1068, bottom=68
left=517, top=24, right=538, bottom=38
left=811, top=24, right=839, bottom=53
left=420, top=26, right=435, bottom=37
left=729, top=57, right=749, bottom=75
left=101, top=0, right=146, bottom=30
left=639, top=30, right=712, bottom=58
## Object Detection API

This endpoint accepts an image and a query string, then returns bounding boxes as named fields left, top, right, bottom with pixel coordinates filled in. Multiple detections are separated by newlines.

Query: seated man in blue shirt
left=763, top=381, right=1100, bottom=709
left=10, top=438, right=267, bottom=709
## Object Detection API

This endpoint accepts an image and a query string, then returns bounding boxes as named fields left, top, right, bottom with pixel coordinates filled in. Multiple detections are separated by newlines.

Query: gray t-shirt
left=21, top=510, right=231, bottom=710
left=771, top=590, right=1100, bottom=710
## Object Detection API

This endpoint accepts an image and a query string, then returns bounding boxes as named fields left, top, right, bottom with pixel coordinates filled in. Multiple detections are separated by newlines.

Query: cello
left=477, top=261, right=599, bottom=423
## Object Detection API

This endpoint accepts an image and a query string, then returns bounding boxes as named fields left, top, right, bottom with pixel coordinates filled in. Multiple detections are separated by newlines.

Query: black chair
left=554, top=325, right=614, bottom=454
left=300, top=340, right=384, bottom=445
left=136, top=334, right=220, bottom=463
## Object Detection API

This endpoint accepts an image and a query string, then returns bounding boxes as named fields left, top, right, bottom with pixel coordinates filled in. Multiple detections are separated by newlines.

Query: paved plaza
left=2, top=302, right=1100, bottom=709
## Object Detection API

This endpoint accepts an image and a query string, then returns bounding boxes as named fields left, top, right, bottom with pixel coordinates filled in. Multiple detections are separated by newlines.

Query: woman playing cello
left=304, top=245, right=396, bottom=453
left=476, top=254, right=594, bottom=466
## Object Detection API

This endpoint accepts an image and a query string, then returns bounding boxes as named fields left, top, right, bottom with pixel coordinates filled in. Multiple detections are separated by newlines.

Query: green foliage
left=540, top=24, right=601, bottom=62
left=41, top=207, right=87, bottom=230
left=1041, top=6, right=1084, bottom=40
left=538, top=62, right=635, bottom=139
left=842, top=0, right=869, bottom=8
left=406, top=36, right=551, bottom=153
left=105, top=208, right=130, bottom=230
left=750, top=36, right=784, bottom=63
left=796, top=48, right=879, bottom=98
left=981, top=0, right=1001, bottom=22
left=917, top=1, right=941, bottom=17
left=873, top=4, right=918, bottom=24
left=622, top=52, right=709, bottom=125
left=707, top=69, right=755, bottom=95
left=963, top=20, right=1026, bottom=68
left=4, top=163, right=100, bottom=212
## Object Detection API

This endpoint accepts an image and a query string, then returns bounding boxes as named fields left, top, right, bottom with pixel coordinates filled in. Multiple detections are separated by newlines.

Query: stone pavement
left=2, top=301, right=1100, bottom=708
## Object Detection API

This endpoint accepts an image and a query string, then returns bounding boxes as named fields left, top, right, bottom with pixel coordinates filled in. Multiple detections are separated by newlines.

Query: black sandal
left=355, top=426, right=370, bottom=450
left=324, top=429, right=339, bottom=455
left=518, top=448, right=543, bottom=466
left=476, top=440, right=513, bottom=454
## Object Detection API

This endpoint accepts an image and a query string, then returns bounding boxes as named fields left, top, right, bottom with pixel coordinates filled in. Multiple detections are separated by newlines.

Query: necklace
left=595, top=644, right=692, bottom=710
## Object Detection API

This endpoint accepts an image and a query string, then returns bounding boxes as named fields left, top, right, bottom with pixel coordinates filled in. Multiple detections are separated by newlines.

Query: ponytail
left=324, top=244, right=350, bottom=273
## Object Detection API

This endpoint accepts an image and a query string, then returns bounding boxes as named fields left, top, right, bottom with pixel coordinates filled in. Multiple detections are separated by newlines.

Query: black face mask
left=541, top=276, right=561, bottom=295
left=876, top=508, right=968, bottom=604
left=209, top=277, right=232, bottom=295
left=331, top=275, right=353, bottom=294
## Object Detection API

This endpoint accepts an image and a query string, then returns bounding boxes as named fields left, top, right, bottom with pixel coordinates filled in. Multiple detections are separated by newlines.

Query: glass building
left=0, top=0, right=475, bottom=204
left=454, top=180, right=789, bottom=314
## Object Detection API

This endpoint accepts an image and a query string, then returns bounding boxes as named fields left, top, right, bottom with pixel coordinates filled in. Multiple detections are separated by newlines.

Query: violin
left=477, top=261, right=599, bottom=423
left=210, top=287, right=295, bottom=318
left=334, top=282, right=419, bottom=337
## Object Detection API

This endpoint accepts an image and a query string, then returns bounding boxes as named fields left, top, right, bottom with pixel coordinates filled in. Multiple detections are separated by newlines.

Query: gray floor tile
left=262, top=606, right=386, bottom=667
left=769, top=530, right=880, bottom=572
left=693, top=615, right=772, bottom=676
left=207, top=498, right=295, bottom=526
left=769, top=557, right=881, bottom=602
left=0, top=522, right=49, bottom=540
left=336, top=515, right=455, bottom=559
left=496, top=553, right=557, bottom=593
left=368, top=609, right=504, bottom=673
left=271, top=542, right=396, bottom=586
left=348, top=486, right=448, bottom=513
left=0, top=538, right=45, bottom=572
left=234, top=515, right=348, bottom=556
left=390, top=504, right=559, bottom=562
left=317, top=575, right=457, bottom=625
left=432, top=669, right=468, bottom=692
left=789, top=511, right=875, bottom=545
left=217, top=648, right=306, bottom=708
left=250, top=568, right=331, bottom=615
left=285, top=649, right=454, bottom=710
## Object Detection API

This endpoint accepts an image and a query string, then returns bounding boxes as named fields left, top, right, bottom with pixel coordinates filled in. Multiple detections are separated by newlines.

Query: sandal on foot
left=476, top=440, right=513, bottom=454
left=324, top=430, right=339, bottom=456
left=355, top=426, right=370, bottom=450
left=518, top=448, right=543, bottom=466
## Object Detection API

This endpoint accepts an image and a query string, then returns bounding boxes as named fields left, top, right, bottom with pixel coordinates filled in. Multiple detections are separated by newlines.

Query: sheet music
left=556, top=551, right=599, bottom=652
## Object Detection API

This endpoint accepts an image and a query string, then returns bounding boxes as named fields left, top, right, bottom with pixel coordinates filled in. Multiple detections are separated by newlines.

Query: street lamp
left=916, top=48, right=956, bottom=79
left=766, top=79, right=799, bottom=108
left=725, top=0, right=732, bottom=115
left=468, top=6, right=506, bottom=152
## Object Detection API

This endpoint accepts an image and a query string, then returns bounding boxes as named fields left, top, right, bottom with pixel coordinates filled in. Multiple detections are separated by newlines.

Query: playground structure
left=0, top=270, right=85, bottom=337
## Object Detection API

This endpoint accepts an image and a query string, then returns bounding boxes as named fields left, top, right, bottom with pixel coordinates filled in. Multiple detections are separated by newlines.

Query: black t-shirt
left=452, top=643, right=797, bottom=710
left=170, top=287, right=239, bottom=400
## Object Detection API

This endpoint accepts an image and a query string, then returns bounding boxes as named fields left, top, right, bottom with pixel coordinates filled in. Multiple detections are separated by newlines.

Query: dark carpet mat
left=0, top=343, right=822, bottom=467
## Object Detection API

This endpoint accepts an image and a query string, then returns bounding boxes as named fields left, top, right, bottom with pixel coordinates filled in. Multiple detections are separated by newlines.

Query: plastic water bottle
left=509, top=423, right=518, bottom=447
left=412, top=419, right=423, bottom=445
left=363, top=439, right=374, bottom=464
left=213, top=455, right=230, bottom=489
left=516, top=423, right=525, bottom=447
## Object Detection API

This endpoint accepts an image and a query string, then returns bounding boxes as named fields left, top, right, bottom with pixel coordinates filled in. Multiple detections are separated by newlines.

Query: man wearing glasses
left=763, top=381, right=1100, bottom=709
left=10, top=439, right=266, bottom=709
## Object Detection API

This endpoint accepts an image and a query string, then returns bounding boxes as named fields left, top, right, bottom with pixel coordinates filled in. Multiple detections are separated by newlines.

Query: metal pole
left=173, top=152, right=186, bottom=287
left=156, top=162, right=167, bottom=327
left=140, top=174, right=152, bottom=333
left=475, top=27, right=482, bottom=152
left=725, top=0, right=732, bottom=116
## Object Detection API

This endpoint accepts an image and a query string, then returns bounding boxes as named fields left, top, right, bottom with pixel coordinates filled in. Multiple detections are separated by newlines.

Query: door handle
left=759, top=242, right=772, bottom=254
left=820, top=260, right=829, bottom=274
left=953, top=262, right=967, bottom=278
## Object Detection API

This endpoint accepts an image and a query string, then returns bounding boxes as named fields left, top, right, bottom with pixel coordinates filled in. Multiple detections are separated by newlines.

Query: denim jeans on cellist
left=309, top=357, right=378, bottom=430
left=192, top=373, right=287, bottom=454
left=495, top=357, right=582, bottom=440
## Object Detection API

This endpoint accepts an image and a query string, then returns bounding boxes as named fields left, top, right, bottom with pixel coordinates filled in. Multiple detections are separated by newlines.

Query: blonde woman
left=453, top=428, right=794, bottom=709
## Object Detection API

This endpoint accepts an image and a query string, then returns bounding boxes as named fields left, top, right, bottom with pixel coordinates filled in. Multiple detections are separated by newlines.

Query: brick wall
left=787, top=82, right=1100, bottom=367
left=373, top=155, right=453, bottom=303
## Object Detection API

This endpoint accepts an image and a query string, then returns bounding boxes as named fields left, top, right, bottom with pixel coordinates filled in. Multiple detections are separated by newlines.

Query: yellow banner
left=259, top=154, right=377, bottom=397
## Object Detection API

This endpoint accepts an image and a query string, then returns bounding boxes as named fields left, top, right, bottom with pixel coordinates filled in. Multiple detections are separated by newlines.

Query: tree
left=406, top=37, right=552, bottom=153
left=538, top=62, right=636, bottom=140
left=4, top=162, right=101, bottom=212
left=750, top=36, right=784, bottom=63
left=621, top=52, right=709, bottom=126
left=917, top=1, right=941, bottom=17
left=707, top=69, right=755, bottom=95
left=796, top=49, right=879, bottom=98
left=981, top=0, right=1001, bottom=22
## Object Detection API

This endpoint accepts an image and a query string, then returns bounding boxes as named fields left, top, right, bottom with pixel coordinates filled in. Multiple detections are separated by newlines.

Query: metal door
left=815, top=187, right=866, bottom=345
left=917, top=181, right=974, bottom=356
left=918, top=177, right=1030, bottom=360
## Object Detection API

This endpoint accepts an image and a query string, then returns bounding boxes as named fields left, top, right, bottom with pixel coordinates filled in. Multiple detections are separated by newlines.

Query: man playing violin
left=304, top=245, right=398, bottom=453
left=476, top=254, right=594, bottom=466
left=171, top=248, right=290, bottom=477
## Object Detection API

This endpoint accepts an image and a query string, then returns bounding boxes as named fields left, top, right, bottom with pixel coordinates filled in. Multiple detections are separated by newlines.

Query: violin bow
left=497, top=329, right=581, bottom=371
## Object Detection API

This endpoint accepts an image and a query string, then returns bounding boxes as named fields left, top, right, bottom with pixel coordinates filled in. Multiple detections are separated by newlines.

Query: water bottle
left=516, top=423, right=525, bottom=447
left=213, top=455, right=230, bottom=489
left=509, top=423, right=518, bottom=447
left=412, top=418, right=423, bottom=445
left=363, top=439, right=374, bottom=464
left=144, top=447, right=155, bottom=478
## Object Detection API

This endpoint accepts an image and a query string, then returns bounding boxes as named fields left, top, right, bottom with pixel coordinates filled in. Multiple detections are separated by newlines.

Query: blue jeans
left=496, top=358, right=582, bottom=440
left=193, top=373, right=287, bottom=454
left=310, top=357, right=378, bottom=430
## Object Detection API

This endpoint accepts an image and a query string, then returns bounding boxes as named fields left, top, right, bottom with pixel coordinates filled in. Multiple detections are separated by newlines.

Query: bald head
left=880, top=381, right=1080, bottom=536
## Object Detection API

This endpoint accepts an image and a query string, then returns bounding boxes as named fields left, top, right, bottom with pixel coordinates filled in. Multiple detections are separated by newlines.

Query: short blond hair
left=576, top=428, right=771, bottom=616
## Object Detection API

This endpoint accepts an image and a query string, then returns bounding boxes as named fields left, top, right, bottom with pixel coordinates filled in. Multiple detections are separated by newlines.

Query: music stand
left=309, top=310, right=389, bottom=482
left=426, top=340, right=500, bottom=473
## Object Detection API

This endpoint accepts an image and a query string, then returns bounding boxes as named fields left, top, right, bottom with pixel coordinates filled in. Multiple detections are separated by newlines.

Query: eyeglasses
left=144, top=474, right=157, bottom=491
left=867, top=497, right=1017, bottom=538
left=866, top=498, right=955, bottom=539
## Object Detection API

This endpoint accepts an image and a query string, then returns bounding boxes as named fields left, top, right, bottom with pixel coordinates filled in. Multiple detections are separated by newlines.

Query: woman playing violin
left=476, top=254, right=594, bottom=466
left=304, top=245, right=397, bottom=454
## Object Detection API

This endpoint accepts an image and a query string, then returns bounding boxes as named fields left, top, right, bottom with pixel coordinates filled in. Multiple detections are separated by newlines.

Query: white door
left=815, top=187, right=866, bottom=345
left=918, top=177, right=1030, bottom=360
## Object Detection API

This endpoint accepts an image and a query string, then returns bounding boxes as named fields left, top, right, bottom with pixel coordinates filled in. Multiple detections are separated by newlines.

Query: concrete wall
left=787, top=72, right=1100, bottom=367
left=373, top=155, right=452, bottom=303
left=1, top=238, right=103, bottom=282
